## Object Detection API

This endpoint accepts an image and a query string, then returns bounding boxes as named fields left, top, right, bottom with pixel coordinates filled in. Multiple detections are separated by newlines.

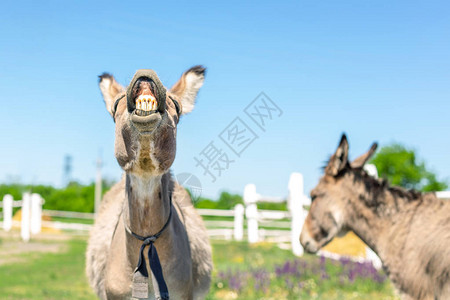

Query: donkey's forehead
left=319, top=174, right=335, bottom=184
left=314, top=174, right=345, bottom=192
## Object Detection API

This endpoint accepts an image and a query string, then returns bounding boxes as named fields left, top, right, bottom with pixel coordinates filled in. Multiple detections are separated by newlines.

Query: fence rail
left=41, top=220, right=92, bottom=231
left=197, top=208, right=236, bottom=217
left=42, top=210, right=95, bottom=220
left=203, top=220, right=235, bottom=228
left=0, top=200, right=23, bottom=208
left=258, top=210, right=290, bottom=220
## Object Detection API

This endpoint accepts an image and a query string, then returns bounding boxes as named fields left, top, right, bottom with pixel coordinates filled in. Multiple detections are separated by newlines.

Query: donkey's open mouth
left=135, top=94, right=158, bottom=116
left=127, top=71, right=167, bottom=127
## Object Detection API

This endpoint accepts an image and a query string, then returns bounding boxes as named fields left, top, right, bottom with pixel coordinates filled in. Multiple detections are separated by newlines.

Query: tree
left=192, top=192, right=243, bottom=209
left=216, top=191, right=243, bottom=209
left=370, top=143, right=447, bottom=192
left=0, top=180, right=114, bottom=213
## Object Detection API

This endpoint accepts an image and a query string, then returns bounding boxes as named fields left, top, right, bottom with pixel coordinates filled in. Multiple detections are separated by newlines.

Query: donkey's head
left=300, top=134, right=378, bottom=253
left=98, top=66, right=205, bottom=174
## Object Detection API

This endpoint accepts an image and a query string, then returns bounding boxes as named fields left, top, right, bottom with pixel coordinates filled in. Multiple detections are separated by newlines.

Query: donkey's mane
left=322, top=155, right=425, bottom=203
left=356, top=168, right=423, bottom=203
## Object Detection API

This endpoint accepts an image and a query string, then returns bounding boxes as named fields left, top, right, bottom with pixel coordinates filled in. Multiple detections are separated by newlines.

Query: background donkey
left=300, top=134, right=450, bottom=300
left=86, top=66, right=212, bottom=299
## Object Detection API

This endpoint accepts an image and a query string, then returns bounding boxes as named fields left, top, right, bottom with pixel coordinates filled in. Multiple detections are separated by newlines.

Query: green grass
left=0, top=237, right=397, bottom=300
left=0, top=238, right=96, bottom=300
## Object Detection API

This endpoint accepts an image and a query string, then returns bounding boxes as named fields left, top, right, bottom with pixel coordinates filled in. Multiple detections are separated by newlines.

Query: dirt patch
left=0, top=232, right=69, bottom=266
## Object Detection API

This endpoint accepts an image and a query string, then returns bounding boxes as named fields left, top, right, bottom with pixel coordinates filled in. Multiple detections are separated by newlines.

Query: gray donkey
left=86, top=66, right=212, bottom=299
left=300, top=134, right=450, bottom=300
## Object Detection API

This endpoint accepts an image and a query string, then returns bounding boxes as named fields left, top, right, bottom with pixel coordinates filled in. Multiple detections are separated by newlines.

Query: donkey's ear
left=98, top=73, right=125, bottom=117
left=169, top=65, right=205, bottom=115
left=351, top=142, right=378, bottom=169
left=325, top=134, right=349, bottom=176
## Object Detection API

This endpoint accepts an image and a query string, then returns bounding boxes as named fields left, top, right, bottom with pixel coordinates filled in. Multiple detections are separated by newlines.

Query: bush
left=257, top=201, right=287, bottom=211
left=195, top=198, right=219, bottom=209
left=216, top=192, right=243, bottom=209
left=194, top=191, right=288, bottom=211
left=0, top=181, right=112, bottom=213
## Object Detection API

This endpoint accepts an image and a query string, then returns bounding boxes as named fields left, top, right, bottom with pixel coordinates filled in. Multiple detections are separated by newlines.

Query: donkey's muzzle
left=127, top=69, right=167, bottom=129
left=300, top=228, right=319, bottom=253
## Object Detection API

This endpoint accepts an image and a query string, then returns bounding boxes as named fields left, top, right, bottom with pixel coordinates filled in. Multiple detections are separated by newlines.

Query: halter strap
left=124, top=206, right=172, bottom=242
left=124, top=206, right=172, bottom=300
left=111, top=94, right=125, bottom=121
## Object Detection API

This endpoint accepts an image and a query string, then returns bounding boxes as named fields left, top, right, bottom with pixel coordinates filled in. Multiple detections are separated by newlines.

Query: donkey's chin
left=303, top=243, right=319, bottom=254
left=306, top=234, right=337, bottom=254
left=301, top=234, right=320, bottom=253
left=130, top=112, right=162, bottom=133
left=304, top=239, right=331, bottom=254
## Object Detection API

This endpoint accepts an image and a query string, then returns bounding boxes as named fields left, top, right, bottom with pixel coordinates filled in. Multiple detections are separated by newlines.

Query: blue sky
left=1, top=1, right=449, bottom=199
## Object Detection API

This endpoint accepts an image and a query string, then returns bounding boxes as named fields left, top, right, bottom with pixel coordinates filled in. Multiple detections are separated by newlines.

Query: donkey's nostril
left=134, top=79, right=155, bottom=98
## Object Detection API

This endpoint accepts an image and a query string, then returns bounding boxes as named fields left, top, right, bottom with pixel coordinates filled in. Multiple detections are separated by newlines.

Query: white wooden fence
left=243, top=172, right=309, bottom=256
left=2, top=169, right=449, bottom=264
left=1, top=193, right=44, bottom=241
left=0, top=193, right=246, bottom=243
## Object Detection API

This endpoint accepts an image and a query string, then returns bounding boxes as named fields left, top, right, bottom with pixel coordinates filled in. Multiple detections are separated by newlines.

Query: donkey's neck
left=123, top=172, right=172, bottom=236
left=347, top=174, right=422, bottom=265
left=346, top=199, right=387, bottom=255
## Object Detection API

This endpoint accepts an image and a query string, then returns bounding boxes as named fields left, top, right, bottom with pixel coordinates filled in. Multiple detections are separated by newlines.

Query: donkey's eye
left=311, top=193, right=325, bottom=202
left=320, top=226, right=328, bottom=238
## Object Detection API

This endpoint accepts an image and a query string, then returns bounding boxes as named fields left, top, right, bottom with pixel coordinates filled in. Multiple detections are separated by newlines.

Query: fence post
left=3, top=194, right=13, bottom=232
left=366, top=246, right=382, bottom=269
left=30, top=193, right=42, bottom=234
left=21, top=192, right=31, bottom=242
left=288, top=172, right=305, bottom=256
left=233, top=204, right=244, bottom=241
left=364, top=164, right=378, bottom=178
left=244, top=184, right=259, bottom=243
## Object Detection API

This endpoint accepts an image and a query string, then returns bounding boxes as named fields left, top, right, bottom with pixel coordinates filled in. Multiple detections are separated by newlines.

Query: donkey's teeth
left=135, top=95, right=158, bottom=112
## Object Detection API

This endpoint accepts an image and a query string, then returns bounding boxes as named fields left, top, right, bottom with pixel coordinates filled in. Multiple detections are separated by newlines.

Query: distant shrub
left=194, top=191, right=244, bottom=210
left=0, top=184, right=28, bottom=200
left=0, top=181, right=112, bottom=213
left=258, top=201, right=287, bottom=211
left=193, top=191, right=288, bottom=211
left=195, top=199, right=219, bottom=209
left=215, top=191, right=243, bottom=209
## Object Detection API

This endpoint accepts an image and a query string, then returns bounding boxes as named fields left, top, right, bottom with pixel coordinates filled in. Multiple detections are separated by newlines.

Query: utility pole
left=62, top=155, right=73, bottom=187
left=94, top=154, right=102, bottom=215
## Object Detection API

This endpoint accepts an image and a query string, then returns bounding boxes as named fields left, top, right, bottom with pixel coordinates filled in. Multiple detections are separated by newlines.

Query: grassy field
left=0, top=237, right=95, bottom=300
left=0, top=235, right=398, bottom=300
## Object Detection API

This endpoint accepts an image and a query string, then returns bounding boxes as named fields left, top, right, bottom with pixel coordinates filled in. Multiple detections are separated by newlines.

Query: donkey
left=86, top=66, right=212, bottom=300
left=300, top=134, right=450, bottom=300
